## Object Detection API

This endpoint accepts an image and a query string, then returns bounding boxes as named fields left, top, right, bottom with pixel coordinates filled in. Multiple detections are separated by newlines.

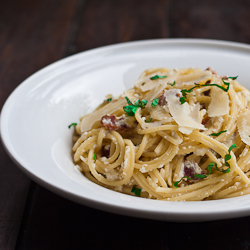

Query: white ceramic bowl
left=2, top=39, right=250, bottom=222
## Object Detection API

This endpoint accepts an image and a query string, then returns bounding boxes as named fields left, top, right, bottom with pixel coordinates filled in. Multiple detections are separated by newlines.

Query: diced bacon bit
left=102, top=145, right=110, bottom=158
left=158, top=91, right=167, bottom=106
left=184, top=165, right=195, bottom=178
left=203, top=80, right=211, bottom=96
left=101, top=115, right=136, bottom=131
left=200, top=102, right=206, bottom=110
left=184, top=161, right=204, bottom=180
left=202, top=115, right=210, bottom=126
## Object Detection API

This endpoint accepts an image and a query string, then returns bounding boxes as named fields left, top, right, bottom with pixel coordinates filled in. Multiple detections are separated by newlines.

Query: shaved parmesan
left=164, top=89, right=206, bottom=130
left=176, top=70, right=212, bottom=86
left=207, top=86, right=229, bottom=117
left=149, top=105, right=171, bottom=121
left=237, top=110, right=250, bottom=146
left=144, top=83, right=168, bottom=104
left=189, top=103, right=201, bottom=123
left=135, top=71, right=177, bottom=92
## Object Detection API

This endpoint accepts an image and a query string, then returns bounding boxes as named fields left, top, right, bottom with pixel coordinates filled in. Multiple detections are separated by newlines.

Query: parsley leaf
left=168, top=81, right=176, bottom=86
left=224, top=144, right=238, bottom=169
left=123, top=97, right=147, bottom=116
left=228, top=143, right=238, bottom=153
left=174, top=176, right=192, bottom=188
left=209, top=130, right=227, bottom=137
left=131, top=186, right=141, bottom=196
left=151, top=97, right=159, bottom=107
left=123, top=105, right=138, bottom=116
left=224, top=76, right=238, bottom=80
left=145, top=118, right=152, bottom=123
left=179, top=96, right=186, bottom=104
left=179, top=76, right=238, bottom=104
left=93, top=153, right=97, bottom=163
left=125, top=96, right=133, bottom=105
left=142, top=82, right=146, bottom=86
left=150, top=75, right=167, bottom=80
left=210, top=81, right=230, bottom=92
left=180, top=86, right=197, bottom=104
left=68, top=123, right=77, bottom=128
left=107, top=98, right=112, bottom=102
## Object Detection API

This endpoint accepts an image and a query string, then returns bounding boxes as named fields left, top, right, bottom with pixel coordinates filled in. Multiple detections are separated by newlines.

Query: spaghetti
left=71, top=67, right=250, bottom=201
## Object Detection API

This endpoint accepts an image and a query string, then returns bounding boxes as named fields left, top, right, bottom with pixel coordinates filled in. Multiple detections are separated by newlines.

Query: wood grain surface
left=1, top=0, right=250, bottom=249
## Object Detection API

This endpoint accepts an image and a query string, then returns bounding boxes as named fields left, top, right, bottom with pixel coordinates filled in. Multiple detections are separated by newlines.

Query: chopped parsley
left=123, top=96, right=147, bottom=116
left=151, top=97, right=160, bottom=107
left=107, top=98, right=112, bottom=102
left=209, top=130, right=227, bottom=137
left=68, top=123, right=77, bottom=128
left=142, top=82, right=146, bottom=86
left=180, top=86, right=197, bottom=104
left=145, top=118, right=152, bottom=123
left=168, top=81, right=176, bottom=86
left=150, top=75, right=167, bottom=80
left=224, top=144, right=238, bottom=169
left=123, top=105, right=138, bottom=116
left=125, top=96, right=133, bottom=105
left=93, top=153, right=97, bottom=163
left=131, top=186, right=141, bottom=196
left=224, top=76, right=238, bottom=80
left=174, top=176, right=192, bottom=188
left=179, top=76, right=238, bottom=104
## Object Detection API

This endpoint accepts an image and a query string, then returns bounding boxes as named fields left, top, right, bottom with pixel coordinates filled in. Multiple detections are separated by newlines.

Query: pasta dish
left=70, top=67, right=250, bottom=201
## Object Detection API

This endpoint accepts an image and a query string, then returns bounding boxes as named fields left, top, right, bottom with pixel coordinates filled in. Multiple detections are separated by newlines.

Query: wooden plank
left=71, top=0, right=170, bottom=53
left=15, top=185, right=250, bottom=250
left=170, top=0, right=250, bottom=43
left=0, top=0, right=79, bottom=248
left=16, top=185, right=168, bottom=250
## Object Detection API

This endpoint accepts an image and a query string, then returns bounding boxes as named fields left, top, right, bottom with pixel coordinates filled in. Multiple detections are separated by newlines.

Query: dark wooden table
left=1, top=0, right=250, bottom=249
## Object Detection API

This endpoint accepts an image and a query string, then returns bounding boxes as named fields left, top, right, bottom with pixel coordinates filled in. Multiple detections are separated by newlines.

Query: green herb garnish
left=123, top=105, right=138, bottom=116
left=150, top=75, right=167, bottom=80
left=168, top=81, right=176, bottom=86
left=210, top=81, right=230, bottom=92
left=68, top=123, right=77, bottom=128
left=174, top=176, right=192, bottom=188
left=107, top=98, right=112, bottom=102
left=145, top=118, right=152, bottom=123
left=180, top=86, right=197, bottom=104
left=134, top=99, right=147, bottom=107
left=142, top=82, right=146, bottom=86
left=224, top=76, right=238, bottom=80
left=179, top=76, right=238, bottom=104
left=125, top=96, right=133, bottom=105
left=93, top=153, right=97, bottom=163
left=131, top=186, right=142, bottom=196
left=151, top=97, right=160, bottom=107
left=209, top=130, right=227, bottom=137
left=224, top=144, right=238, bottom=169
left=123, top=97, right=147, bottom=116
